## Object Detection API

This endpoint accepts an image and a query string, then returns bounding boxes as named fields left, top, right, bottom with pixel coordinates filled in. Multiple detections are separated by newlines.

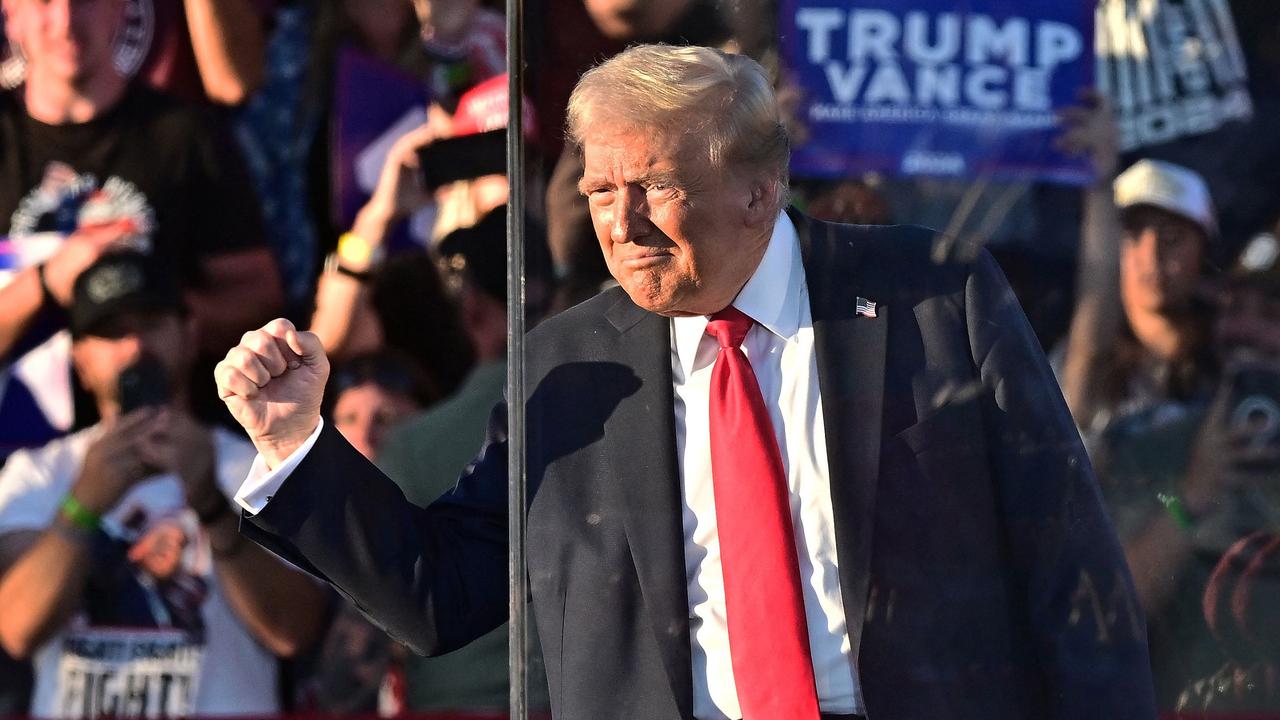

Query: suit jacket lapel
left=793, top=209, right=887, bottom=666
left=605, top=295, right=695, bottom=719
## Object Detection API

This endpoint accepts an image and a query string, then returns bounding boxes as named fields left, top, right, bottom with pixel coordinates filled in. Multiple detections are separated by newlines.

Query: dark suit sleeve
left=239, top=405, right=511, bottom=657
left=963, top=251, right=1156, bottom=718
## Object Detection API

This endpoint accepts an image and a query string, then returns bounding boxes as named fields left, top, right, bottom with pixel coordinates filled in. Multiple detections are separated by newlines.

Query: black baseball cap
left=436, top=205, right=551, bottom=305
left=69, top=252, right=184, bottom=338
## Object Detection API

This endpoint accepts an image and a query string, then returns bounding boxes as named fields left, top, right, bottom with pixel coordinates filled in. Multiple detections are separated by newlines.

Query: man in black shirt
left=0, top=0, right=282, bottom=452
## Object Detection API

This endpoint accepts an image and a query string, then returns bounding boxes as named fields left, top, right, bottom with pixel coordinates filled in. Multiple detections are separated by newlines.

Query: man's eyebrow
left=578, top=169, right=682, bottom=195
left=637, top=169, right=681, bottom=187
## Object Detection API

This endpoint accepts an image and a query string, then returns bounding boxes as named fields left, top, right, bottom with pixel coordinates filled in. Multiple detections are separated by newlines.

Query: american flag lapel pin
left=855, top=296, right=878, bottom=318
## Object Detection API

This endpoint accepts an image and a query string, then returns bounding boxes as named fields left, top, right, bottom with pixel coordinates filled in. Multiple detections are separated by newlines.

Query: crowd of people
left=0, top=0, right=1277, bottom=717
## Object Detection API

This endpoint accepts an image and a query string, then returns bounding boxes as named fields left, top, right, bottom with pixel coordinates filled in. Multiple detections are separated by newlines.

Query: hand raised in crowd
left=70, top=407, right=170, bottom=516
left=1055, top=88, right=1120, bottom=183
left=343, top=113, right=451, bottom=270
left=362, top=115, right=450, bottom=227
left=167, top=411, right=223, bottom=515
left=40, top=220, right=142, bottom=306
left=215, top=318, right=330, bottom=469
left=1182, top=374, right=1280, bottom=517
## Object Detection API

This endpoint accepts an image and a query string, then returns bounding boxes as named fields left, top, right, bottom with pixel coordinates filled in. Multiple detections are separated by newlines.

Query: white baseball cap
left=1113, top=159, right=1216, bottom=238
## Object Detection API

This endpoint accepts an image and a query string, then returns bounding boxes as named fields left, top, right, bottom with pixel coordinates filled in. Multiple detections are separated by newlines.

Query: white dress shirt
left=235, top=425, right=322, bottom=514
left=233, top=213, right=862, bottom=719
left=673, top=213, right=861, bottom=719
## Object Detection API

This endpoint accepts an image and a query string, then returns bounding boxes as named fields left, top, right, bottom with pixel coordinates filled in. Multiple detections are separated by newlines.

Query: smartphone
left=417, top=129, right=507, bottom=190
left=1225, top=363, right=1280, bottom=527
left=117, top=355, right=170, bottom=414
left=1228, top=363, right=1280, bottom=450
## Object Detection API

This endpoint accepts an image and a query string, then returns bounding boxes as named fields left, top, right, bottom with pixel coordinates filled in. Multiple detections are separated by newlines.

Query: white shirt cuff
left=234, top=419, right=325, bottom=515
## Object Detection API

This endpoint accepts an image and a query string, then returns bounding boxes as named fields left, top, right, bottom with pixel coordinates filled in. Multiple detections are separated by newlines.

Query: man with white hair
left=216, top=45, right=1155, bottom=720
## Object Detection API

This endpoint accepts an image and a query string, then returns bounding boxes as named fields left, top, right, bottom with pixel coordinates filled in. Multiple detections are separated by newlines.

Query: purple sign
left=332, top=45, right=431, bottom=250
left=780, top=0, right=1094, bottom=184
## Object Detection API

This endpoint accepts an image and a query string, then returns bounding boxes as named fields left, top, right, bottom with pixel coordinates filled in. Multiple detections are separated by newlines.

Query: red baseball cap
left=451, top=74, right=538, bottom=141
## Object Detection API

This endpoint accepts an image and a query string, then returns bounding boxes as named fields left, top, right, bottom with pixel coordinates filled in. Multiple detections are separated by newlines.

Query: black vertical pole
left=505, top=0, right=528, bottom=718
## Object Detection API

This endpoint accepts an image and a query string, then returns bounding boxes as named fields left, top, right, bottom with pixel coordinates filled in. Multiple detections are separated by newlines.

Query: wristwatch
left=324, top=251, right=371, bottom=281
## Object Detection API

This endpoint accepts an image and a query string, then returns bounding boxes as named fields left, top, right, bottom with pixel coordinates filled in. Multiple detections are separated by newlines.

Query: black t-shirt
left=0, top=83, right=264, bottom=284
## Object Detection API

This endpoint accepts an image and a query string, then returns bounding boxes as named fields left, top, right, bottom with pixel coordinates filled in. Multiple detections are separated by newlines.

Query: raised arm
left=182, top=0, right=267, bottom=105
left=1055, top=92, right=1124, bottom=428
left=0, top=527, right=91, bottom=658
left=169, top=412, right=330, bottom=658
left=0, top=225, right=132, bottom=360
left=215, top=319, right=509, bottom=655
left=0, top=409, right=169, bottom=658
left=310, top=122, right=441, bottom=359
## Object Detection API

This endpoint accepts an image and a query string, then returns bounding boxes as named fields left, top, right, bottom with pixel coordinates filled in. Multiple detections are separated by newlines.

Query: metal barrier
left=504, top=2, right=529, bottom=719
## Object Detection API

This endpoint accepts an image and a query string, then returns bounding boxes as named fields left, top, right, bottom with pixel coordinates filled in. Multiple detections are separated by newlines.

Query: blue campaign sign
left=780, top=0, right=1094, bottom=184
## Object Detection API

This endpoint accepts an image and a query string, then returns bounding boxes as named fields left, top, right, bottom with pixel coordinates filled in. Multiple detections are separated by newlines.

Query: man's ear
left=743, top=175, right=781, bottom=227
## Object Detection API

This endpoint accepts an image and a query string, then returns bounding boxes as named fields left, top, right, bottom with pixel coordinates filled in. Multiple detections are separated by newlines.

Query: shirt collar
left=671, top=212, right=804, bottom=379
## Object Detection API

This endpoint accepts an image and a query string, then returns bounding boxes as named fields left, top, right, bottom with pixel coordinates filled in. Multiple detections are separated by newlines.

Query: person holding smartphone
left=0, top=253, right=329, bottom=719
left=1098, top=231, right=1280, bottom=711
left=308, top=78, right=543, bottom=391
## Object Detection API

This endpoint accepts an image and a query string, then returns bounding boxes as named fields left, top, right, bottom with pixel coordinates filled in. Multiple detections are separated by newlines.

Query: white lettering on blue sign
left=796, top=8, right=1083, bottom=112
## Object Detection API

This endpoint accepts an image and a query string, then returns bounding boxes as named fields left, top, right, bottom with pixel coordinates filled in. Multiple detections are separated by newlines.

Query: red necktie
left=705, top=306, right=821, bottom=719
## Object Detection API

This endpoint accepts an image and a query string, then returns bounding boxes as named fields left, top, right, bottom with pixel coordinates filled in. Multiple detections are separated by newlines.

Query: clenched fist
left=215, top=318, right=329, bottom=469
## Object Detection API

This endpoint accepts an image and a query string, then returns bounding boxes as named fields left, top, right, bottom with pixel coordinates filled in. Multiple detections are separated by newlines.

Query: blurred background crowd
left=0, top=0, right=1278, bottom=717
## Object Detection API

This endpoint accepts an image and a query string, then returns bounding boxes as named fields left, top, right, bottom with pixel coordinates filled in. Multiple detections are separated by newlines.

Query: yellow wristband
left=336, top=232, right=383, bottom=268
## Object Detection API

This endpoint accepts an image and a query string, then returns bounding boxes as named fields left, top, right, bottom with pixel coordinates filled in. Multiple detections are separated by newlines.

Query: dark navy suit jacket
left=242, top=212, right=1156, bottom=719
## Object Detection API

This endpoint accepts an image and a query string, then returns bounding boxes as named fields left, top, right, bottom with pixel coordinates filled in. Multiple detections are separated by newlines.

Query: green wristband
left=59, top=494, right=101, bottom=533
left=1156, top=492, right=1195, bottom=531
